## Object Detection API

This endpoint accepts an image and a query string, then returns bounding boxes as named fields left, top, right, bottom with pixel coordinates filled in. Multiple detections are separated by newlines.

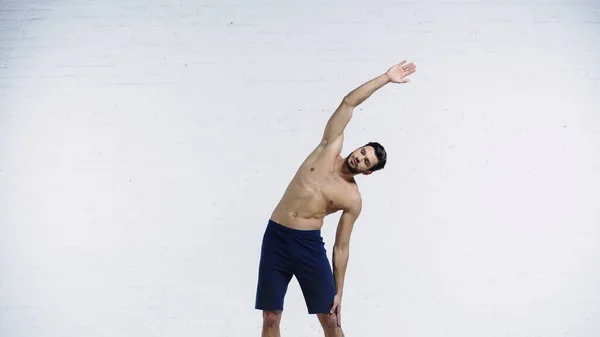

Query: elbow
left=342, top=95, right=358, bottom=108
left=333, top=243, right=350, bottom=253
left=333, top=245, right=350, bottom=262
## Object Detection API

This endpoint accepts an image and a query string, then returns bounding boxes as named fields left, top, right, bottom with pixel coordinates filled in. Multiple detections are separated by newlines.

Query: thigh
left=255, top=227, right=294, bottom=311
left=292, top=237, right=336, bottom=314
left=255, top=262, right=293, bottom=311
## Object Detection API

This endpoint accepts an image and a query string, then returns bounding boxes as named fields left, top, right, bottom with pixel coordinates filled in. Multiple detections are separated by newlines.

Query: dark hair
left=365, top=141, right=387, bottom=172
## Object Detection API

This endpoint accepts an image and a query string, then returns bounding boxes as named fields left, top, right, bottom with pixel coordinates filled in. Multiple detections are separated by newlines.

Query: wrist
left=382, top=72, right=391, bottom=83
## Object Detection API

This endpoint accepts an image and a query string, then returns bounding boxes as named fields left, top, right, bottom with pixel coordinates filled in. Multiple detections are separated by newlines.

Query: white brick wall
left=0, top=0, right=599, bottom=336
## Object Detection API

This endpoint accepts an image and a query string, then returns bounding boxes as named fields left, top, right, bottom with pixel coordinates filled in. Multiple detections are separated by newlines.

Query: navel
left=310, top=168, right=315, bottom=172
left=329, top=200, right=334, bottom=205
left=292, top=212, right=297, bottom=217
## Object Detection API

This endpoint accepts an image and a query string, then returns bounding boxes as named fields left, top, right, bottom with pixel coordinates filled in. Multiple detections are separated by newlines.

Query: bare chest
left=291, top=165, right=353, bottom=212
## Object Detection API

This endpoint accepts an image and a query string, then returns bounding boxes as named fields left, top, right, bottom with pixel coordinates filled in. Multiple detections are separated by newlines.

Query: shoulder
left=318, top=134, right=344, bottom=159
left=302, top=135, right=344, bottom=167
left=345, top=187, right=362, bottom=215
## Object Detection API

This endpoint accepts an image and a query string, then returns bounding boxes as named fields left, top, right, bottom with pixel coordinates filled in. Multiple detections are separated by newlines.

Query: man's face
left=345, top=145, right=378, bottom=175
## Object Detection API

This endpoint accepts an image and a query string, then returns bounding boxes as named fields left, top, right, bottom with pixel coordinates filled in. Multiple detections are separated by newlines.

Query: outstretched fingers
left=402, top=62, right=416, bottom=72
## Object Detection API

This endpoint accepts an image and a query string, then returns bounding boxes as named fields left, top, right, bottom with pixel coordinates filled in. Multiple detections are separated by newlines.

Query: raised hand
left=386, top=60, right=417, bottom=83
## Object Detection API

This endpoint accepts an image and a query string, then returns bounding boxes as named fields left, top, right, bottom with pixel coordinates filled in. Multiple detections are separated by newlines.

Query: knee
left=321, top=313, right=339, bottom=331
left=263, top=310, right=282, bottom=328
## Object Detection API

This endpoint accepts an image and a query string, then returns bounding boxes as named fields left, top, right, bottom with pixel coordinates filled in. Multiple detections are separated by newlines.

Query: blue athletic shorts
left=255, top=219, right=336, bottom=314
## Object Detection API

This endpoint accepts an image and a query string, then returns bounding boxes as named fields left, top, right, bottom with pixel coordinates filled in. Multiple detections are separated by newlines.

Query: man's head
left=344, top=142, right=387, bottom=175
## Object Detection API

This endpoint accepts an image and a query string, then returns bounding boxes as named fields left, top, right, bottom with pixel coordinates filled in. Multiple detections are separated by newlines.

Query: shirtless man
left=255, top=60, right=417, bottom=337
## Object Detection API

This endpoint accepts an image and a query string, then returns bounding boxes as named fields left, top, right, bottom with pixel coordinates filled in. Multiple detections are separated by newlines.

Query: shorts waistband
left=268, top=219, right=321, bottom=238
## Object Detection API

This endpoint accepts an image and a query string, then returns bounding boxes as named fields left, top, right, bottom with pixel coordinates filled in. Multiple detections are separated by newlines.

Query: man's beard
left=345, top=155, right=360, bottom=174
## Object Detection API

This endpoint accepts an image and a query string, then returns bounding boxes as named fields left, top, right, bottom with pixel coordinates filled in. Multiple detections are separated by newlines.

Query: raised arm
left=321, top=60, right=417, bottom=145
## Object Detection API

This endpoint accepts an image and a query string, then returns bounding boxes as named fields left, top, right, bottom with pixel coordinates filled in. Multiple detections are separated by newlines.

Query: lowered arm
left=332, top=195, right=362, bottom=295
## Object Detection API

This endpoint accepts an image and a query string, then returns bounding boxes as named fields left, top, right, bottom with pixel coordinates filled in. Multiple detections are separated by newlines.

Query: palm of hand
left=386, top=60, right=416, bottom=83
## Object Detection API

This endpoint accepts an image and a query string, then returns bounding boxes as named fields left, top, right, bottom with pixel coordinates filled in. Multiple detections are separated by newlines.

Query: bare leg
left=317, top=313, right=344, bottom=337
left=262, top=310, right=283, bottom=337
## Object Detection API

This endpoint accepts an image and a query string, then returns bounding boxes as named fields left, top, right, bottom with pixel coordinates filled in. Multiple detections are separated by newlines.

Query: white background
left=1, top=0, right=599, bottom=336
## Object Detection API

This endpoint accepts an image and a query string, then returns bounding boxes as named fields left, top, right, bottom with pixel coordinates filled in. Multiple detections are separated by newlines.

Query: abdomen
left=270, top=180, right=328, bottom=230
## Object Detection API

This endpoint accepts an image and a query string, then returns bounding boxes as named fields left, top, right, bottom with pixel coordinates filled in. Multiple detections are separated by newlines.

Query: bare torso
left=270, top=140, right=360, bottom=230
